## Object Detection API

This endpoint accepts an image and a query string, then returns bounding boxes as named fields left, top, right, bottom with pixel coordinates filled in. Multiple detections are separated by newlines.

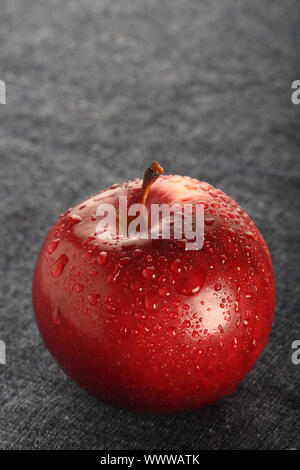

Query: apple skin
left=33, top=175, right=275, bottom=413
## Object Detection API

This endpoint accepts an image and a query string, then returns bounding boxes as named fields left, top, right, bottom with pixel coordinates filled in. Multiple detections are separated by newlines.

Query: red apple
left=33, top=162, right=275, bottom=413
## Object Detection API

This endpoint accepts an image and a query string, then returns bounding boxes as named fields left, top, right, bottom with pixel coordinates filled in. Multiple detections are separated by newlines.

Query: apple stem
left=139, top=161, right=164, bottom=205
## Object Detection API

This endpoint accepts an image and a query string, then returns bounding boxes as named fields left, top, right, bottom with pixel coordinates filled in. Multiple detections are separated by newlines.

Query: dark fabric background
left=0, top=0, right=299, bottom=450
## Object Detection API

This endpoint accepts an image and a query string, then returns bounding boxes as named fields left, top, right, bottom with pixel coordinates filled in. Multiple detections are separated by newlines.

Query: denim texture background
left=0, top=0, right=299, bottom=450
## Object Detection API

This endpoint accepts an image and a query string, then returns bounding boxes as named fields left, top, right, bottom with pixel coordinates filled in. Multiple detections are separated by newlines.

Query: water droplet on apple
left=158, top=286, right=170, bottom=297
left=166, top=327, right=176, bottom=337
left=137, top=322, right=149, bottom=333
left=132, top=249, right=142, bottom=258
left=131, top=328, right=139, bottom=336
left=97, top=251, right=108, bottom=266
left=134, top=312, right=144, bottom=319
left=171, top=259, right=182, bottom=274
left=205, top=218, right=215, bottom=226
left=89, top=269, right=99, bottom=277
left=214, top=283, right=221, bottom=291
left=47, top=239, right=60, bottom=254
left=119, top=257, right=132, bottom=267
left=120, top=326, right=128, bottom=336
left=144, top=293, right=157, bottom=312
left=53, top=305, right=62, bottom=325
left=180, top=320, right=191, bottom=329
left=169, top=312, right=178, bottom=319
left=67, top=215, right=82, bottom=229
left=142, top=266, right=156, bottom=280
left=51, top=254, right=69, bottom=277
left=87, top=294, right=100, bottom=305
left=130, top=280, right=142, bottom=292
left=245, top=231, right=256, bottom=241
left=175, top=265, right=205, bottom=296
